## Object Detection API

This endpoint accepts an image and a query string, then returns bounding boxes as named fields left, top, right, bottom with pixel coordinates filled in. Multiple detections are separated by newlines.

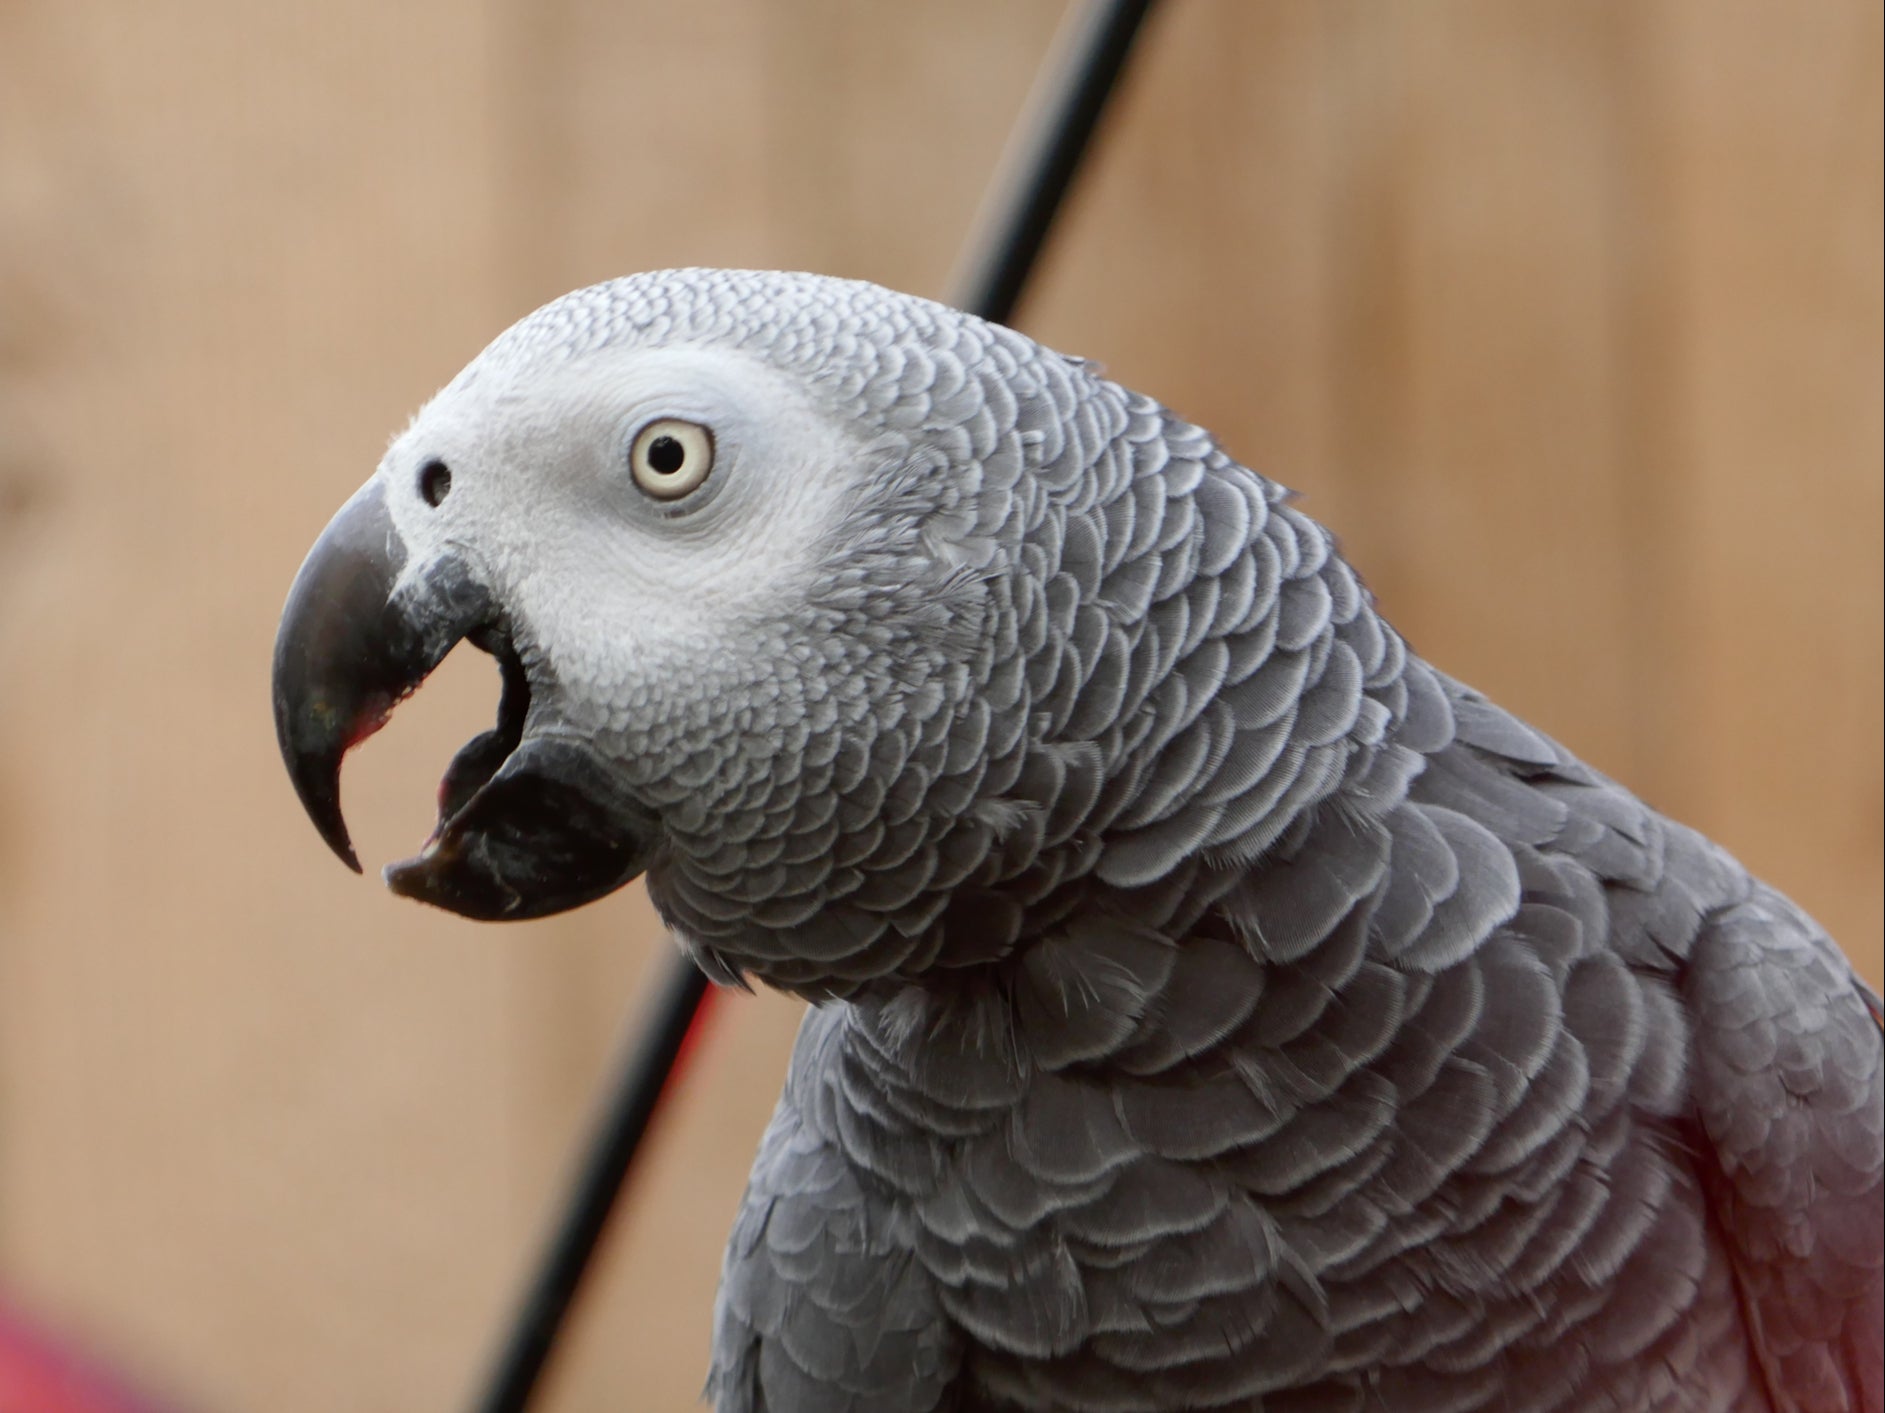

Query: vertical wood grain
left=0, top=5, right=527, bottom=1411
left=1643, top=0, right=1883, bottom=967
left=0, top=6, right=1875, bottom=1413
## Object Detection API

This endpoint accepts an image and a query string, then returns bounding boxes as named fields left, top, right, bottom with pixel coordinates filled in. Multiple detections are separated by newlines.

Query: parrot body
left=272, top=270, right=1884, bottom=1412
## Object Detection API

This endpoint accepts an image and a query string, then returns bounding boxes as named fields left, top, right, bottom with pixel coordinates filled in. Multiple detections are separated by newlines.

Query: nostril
left=418, top=459, right=452, bottom=507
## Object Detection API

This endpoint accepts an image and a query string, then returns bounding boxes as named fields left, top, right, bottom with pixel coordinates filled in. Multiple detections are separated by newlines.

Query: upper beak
left=271, top=477, right=656, bottom=919
left=271, top=478, right=482, bottom=871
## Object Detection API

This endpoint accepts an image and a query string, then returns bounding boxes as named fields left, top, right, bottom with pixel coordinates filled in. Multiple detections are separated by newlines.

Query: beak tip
left=384, top=852, right=471, bottom=911
left=382, top=858, right=415, bottom=896
left=314, top=811, right=364, bottom=874
left=282, top=749, right=365, bottom=875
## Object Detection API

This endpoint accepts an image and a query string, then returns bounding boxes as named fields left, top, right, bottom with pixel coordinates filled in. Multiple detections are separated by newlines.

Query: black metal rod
left=465, top=2, right=1159, bottom=1409
left=949, top=0, right=1157, bottom=323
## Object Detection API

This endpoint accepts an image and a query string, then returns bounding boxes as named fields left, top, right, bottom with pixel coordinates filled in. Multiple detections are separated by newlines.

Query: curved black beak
left=272, top=479, right=485, bottom=870
left=272, top=477, right=656, bottom=919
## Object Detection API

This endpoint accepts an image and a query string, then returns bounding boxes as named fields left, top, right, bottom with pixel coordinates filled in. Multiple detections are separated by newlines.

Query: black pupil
left=419, top=460, right=452, bottom=506
left=647, top=435, right=686, bottom=475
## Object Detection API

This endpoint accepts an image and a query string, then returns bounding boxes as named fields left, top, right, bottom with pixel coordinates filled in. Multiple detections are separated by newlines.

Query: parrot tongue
left=381, top=627, right=659, bottom=922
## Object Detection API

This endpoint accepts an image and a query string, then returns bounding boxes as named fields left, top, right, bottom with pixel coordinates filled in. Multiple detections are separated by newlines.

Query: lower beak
left=383, top=734, right=657, bottom=921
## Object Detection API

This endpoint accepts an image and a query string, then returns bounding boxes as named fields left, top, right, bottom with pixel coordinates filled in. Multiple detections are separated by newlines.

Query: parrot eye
left=418, top=459, right=452, bottom=507
left=629, top=419, right=714, bottom=500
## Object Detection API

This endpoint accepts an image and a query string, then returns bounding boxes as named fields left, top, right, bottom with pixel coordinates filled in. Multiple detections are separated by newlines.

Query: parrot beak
left=272, top=478, right=472, bottom=872
left=271, top=478, right=656, bottom=920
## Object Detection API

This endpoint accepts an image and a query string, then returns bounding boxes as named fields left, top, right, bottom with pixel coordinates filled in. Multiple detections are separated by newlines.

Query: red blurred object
left=0, top=1301, right=173, bottom=1413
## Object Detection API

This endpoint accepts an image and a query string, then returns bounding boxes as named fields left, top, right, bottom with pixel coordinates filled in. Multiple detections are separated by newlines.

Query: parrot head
left=273, top=269, right=1107, bottom=993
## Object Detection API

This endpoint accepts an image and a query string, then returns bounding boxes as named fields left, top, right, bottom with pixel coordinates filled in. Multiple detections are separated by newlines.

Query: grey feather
left=373, top=271, right=1880, bottom=1412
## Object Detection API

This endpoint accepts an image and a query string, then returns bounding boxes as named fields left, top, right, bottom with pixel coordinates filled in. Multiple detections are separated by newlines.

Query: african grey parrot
left=272, top=269, right=1883, bottom=1412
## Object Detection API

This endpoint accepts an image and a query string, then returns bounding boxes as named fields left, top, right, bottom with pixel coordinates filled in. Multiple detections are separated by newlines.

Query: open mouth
left=430, top=624, right=532, bottom=838
left=378, top=623, right=659, bottom=922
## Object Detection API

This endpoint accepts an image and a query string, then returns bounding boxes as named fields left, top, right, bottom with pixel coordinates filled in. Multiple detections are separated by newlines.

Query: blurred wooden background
left=0, top=2, right=1876, bottom=1410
